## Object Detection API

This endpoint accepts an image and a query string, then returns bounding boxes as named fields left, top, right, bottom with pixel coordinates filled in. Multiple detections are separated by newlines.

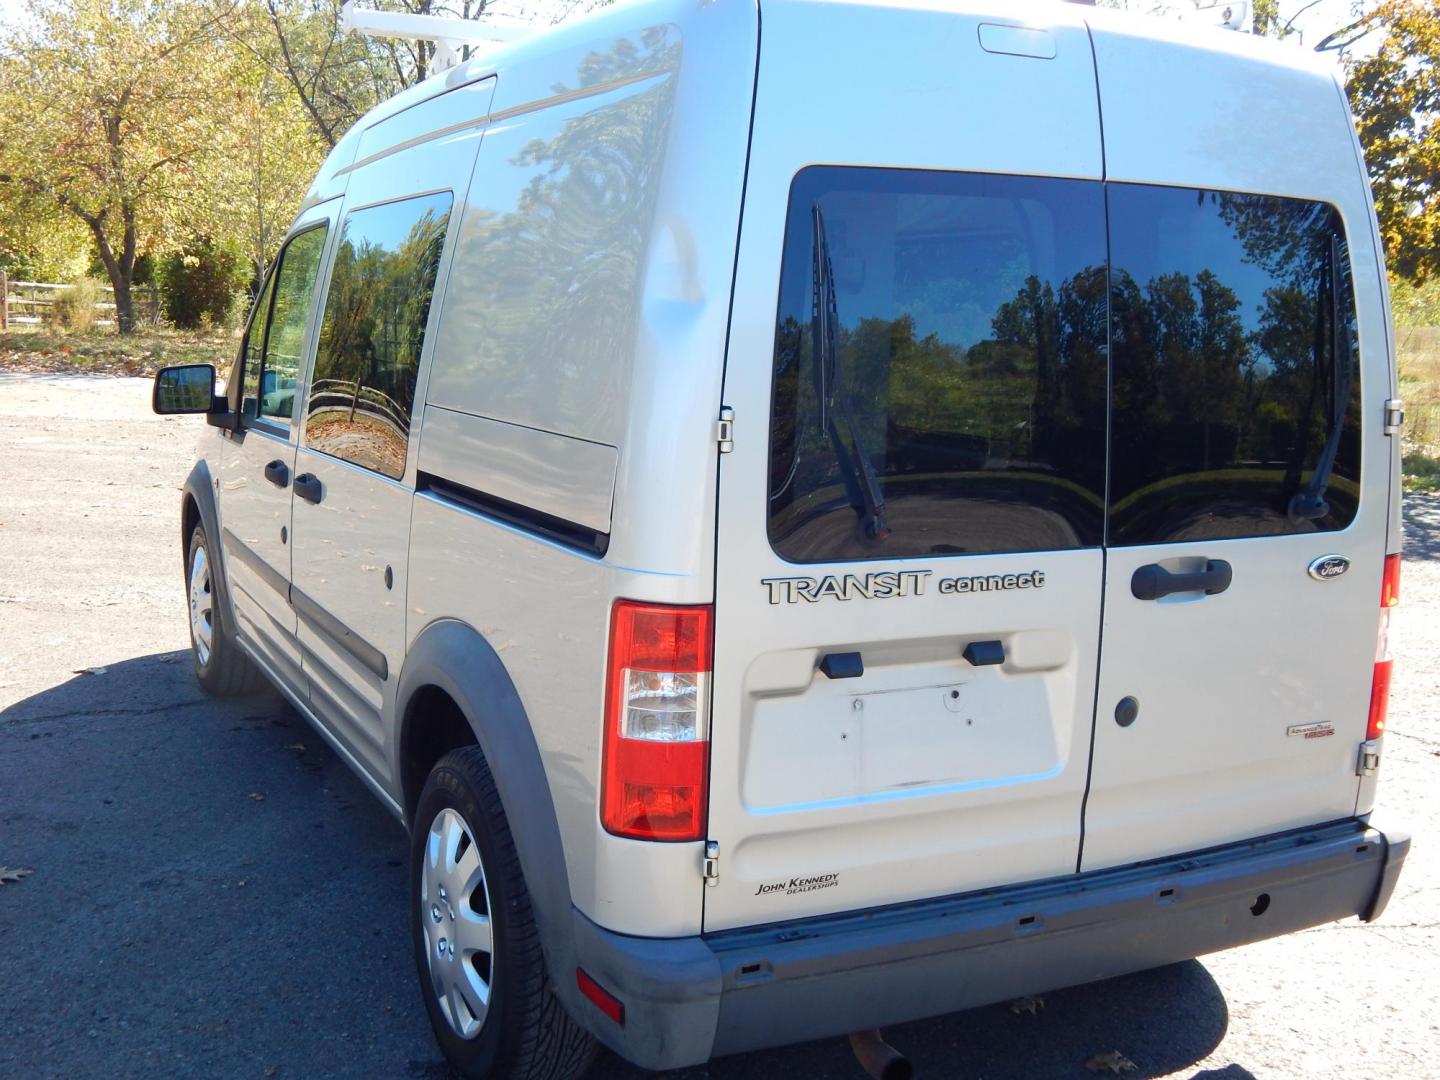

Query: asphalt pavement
left=1, top=372, right=1436, bottom=1080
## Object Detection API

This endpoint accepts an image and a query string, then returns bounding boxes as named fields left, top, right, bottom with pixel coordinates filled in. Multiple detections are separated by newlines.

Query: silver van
left=151, top=1, right=1410, bottom=1076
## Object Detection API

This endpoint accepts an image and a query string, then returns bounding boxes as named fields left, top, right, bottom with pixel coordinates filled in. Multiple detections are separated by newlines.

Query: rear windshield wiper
left=812, top=204, right=889, bottom=541
left=1288, top=234, right=1354, bottom=522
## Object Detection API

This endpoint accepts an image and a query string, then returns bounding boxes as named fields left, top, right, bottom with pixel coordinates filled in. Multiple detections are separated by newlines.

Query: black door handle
left=1131, top=559, right=1232, bottom=601
left=293, top=473, right=323, bottom=505
left=263, top=459, right=289, bottom=488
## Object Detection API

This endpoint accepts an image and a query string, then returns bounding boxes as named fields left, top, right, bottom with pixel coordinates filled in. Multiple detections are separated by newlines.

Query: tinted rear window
left=1107, top=185, right=1360, bottom=544
left=764, top=170, right=1363, bottom=562
left=766, top=167, right=1109, bottom=562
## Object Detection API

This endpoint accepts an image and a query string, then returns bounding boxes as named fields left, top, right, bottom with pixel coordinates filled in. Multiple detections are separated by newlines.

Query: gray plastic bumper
left=568, top=819, right=1408, bottom=1070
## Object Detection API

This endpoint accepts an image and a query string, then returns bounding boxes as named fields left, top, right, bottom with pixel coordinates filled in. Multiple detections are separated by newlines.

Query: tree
left=0, top=0, right=239, bottom=332
left=241, top=0, right=397, bottom=149
left=249, top=0, right=610, bottom=150
left=190, top=32, right=329, bottom=285
left=1346, top=1, right=1440, bottom=282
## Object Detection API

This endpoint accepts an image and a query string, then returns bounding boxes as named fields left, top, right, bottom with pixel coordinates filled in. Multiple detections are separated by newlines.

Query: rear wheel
left=186, top=525, right=261, bottom=696
left=411, top=747, right=596, bottom=1080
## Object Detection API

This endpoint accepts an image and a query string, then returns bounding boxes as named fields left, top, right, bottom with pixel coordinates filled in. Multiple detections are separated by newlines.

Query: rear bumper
left=568, top=818, right=1408, bottom=1070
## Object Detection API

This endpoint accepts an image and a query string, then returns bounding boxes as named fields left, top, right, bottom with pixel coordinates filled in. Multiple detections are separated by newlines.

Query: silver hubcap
left=188, top=545, right=214, bottom=667
left=421, top=807, right=495, bottom=1040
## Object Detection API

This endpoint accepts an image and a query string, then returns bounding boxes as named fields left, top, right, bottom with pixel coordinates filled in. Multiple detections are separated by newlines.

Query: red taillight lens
left=1381, top=553, right=1401, bottom=608
left=1369, top=553, right=1399, bottom=742
left=1367, top=658, right=1393, bottom=741
left=601, top=601, right=713, bottom=841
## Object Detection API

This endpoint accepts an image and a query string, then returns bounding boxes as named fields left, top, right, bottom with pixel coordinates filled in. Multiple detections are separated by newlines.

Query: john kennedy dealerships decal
left=755, top=872, right=840, bottom=897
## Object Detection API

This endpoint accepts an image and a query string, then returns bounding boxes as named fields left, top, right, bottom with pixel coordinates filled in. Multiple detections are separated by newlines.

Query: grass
left=1397, top=324, right=1440, bottom=496
left=0, top=325, right=237, bottom=377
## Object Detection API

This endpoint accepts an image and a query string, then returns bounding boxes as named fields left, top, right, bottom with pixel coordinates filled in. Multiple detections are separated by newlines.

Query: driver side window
left=239, top=224, right=330, bottom=426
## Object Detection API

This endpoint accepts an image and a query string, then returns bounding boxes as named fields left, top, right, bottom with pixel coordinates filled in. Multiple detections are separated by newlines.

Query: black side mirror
left=153, top=364, right=220, bottom=415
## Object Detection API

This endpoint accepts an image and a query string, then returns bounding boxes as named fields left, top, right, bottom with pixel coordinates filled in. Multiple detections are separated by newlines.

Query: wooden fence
left=0, top=271, right=161, bottom=329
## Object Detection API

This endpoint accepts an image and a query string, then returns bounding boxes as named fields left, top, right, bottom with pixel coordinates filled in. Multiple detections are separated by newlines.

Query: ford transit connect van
left=151, top=1, right=1410, bottom=1076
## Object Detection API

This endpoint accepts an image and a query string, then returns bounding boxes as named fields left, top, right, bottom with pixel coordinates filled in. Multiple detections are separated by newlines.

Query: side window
left=240, top=273, right=276, bottom=420
left=238, top=225, right=329, bottom=426
left=766, top=166, right=1109, bottom=563
left=260, top=227, right=328, bottom=423
left=1107, top=186, right=1360, bottom=543
left=305, top=192, right=452, bottom=480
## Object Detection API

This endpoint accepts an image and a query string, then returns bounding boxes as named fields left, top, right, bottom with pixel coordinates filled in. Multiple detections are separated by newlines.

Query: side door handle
left=1131, top=559, right=1232, bottom=601
left=293, top=473, right=323, bottom=505
left=263, top=459, right=289, bottom=488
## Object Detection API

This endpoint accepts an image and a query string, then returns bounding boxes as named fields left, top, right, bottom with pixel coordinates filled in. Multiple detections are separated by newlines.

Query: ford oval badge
left=1308, top=554, right=1351, bottom=581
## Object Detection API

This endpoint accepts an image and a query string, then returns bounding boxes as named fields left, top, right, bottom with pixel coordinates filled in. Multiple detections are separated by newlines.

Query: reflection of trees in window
left=307, top=195, right=450, bottom=479
left=434, top=28, right=681, bottom=433
left=768, top=257, right=1109, bottom=559
left=1109, top=189, right=1359, bottom=542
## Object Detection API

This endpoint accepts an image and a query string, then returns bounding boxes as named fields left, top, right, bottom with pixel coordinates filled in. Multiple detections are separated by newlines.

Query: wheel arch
left=181, top=458, right=236, bottom=638
left=395, top=618, right=579, bottom=995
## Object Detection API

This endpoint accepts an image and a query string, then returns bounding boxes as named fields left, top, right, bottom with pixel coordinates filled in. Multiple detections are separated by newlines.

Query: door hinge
left=1357, top=738, right=1382, bottom=777
left=1384, top=399, right=1405, bottom=436
left=702, top=840, right=720, bottom=886
left=716, top=407, right=735, bottom=454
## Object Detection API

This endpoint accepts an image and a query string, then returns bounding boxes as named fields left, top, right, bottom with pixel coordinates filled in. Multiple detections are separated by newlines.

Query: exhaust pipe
left=848, top=1029, right=913, bottom=1080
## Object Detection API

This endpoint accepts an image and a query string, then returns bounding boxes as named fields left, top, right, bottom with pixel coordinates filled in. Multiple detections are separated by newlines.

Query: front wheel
left=410, top=747, right=596, bottom=1080
left=186, top=525, right=261, bottom=696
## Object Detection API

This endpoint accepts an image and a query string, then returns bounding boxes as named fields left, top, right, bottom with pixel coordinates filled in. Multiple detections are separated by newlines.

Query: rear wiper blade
left=1289, top=234, right=1354, bottom=522
left=812, top=204, right=889, bottom=541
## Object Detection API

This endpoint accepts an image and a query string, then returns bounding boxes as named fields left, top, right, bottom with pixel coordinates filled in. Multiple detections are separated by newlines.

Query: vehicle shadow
left=0, top=651, right=434, bottom=1077
left=1, top=651, right=1242, bottom=1080
left=1402, top=492, right=1440, bottom=561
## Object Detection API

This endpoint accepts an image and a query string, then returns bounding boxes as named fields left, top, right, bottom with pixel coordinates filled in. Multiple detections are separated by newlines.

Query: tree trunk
left=112, top=277, right=136, bottom=334
left=84, top=216, right=137, bottom=335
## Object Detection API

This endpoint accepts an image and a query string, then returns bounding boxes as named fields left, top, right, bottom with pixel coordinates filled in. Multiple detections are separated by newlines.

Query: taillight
left=601, top=601, right=712, bottom=841
left=1367, top=659, right=1393, bottom=741
left=1381, top=553, right=1401, bottom=608
left=1368, top=554, right=1400, bottom=741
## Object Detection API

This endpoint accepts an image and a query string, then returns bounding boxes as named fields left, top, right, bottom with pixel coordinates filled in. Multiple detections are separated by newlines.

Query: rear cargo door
left=705, top=2, right=1106, bottom=931
left=1078, top=19, right=1394, bottom=870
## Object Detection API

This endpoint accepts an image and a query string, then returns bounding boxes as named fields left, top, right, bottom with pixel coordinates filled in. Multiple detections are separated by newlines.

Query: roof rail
left=339, top=1, right=528, bottom=70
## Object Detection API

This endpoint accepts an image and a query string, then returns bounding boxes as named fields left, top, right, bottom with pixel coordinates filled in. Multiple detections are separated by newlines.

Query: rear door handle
left=1131, top=559, right=1232, bottom=601
left=263, top=459, right=289, bottom=488
left=293, top=473, right=323, bottom=505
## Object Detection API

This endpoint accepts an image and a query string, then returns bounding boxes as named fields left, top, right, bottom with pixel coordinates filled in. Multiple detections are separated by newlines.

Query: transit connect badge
left=761, top=570, right=1045, bottom=604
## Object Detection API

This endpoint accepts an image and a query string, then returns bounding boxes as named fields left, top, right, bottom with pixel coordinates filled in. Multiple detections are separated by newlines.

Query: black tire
left=186, top=525, right=262, bottom=696
left=411, top=747, right=597, bottom=1080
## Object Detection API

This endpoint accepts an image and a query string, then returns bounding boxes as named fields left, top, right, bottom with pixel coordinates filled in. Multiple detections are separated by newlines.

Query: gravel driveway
left=1, top=372, right=1435, bottom=1080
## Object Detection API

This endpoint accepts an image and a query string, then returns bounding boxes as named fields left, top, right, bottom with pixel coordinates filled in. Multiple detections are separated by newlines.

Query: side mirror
left=153, top=364, right=221, bottom=416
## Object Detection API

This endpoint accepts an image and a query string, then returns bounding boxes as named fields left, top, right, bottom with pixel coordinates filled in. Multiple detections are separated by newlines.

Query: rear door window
left=1107, top=185, right=1360, bottom=543
left=766, top=167, right=1109, bottom=562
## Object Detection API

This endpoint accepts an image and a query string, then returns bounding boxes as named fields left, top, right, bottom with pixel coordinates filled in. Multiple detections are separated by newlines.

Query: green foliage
left=1403, top=451, right=1440, bottom=492
left=1391, top=278, right=1440, bottom=328
left=48, top=277, right=101, bottom=332
left=158, top=240, right=248, bottom=329
left=1346, top=0, right=1440, bottom=284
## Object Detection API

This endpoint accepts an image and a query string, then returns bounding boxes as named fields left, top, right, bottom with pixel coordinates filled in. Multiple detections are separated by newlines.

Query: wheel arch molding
left=181, top=459, right=236, bottom=640
left=395, top=618, right=579, bottom=994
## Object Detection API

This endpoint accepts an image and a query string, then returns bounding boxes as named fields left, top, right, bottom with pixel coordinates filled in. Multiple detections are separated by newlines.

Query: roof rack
left=339, top=1, right=528, bottom=70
